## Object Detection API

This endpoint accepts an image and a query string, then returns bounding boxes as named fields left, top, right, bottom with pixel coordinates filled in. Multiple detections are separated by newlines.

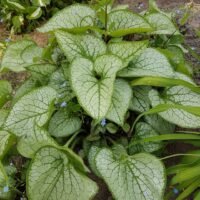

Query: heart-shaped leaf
left=27, top=146, right=98, bottom=200
left=12, top=79, right=38, bottom=105
left=70, top=55, right=122, bottom=120
left=38, top=4, right=96, bottom=32
left=129, top=86, right=151, bottom=113
left=118, top=48, right=174, bottom=78
left=144, top=114, right=175, bottom=134
left=106, top=79, right=132, bottom=126
left=145, top=13, right=178, bottom=35
left=27, top=63, right=57, bottom=84
left=5, top=87, right=57, bottom=136
left=129, top=122, right=162, bottom=154
left=17, top=125, right=57, bottom=158
left=95, top=147, right=166, bottom=200
left=107, top=10, right=152, bottom=37
left=108, top=40, right=148, bottom=68
left=149, top=86, right=200, bottom=128
left=48, top=110, right=82, bottom=137
left=1, top=40, right=42, bottom=72
left=55, top=31, right=107, bottom=62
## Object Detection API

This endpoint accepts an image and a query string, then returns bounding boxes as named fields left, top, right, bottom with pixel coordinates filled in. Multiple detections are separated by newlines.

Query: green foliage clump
left=0, top=0, right=200, bottom=199
left=0, top=0, right=84, bottom=33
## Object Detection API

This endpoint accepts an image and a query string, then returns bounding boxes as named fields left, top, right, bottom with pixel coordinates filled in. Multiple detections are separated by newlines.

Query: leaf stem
left=160, top=153, right=200, bottom=160
left=104, top=3, right=108, bottom=42
left=64, top=129, right=83, bottom=148
left=107, top=137, right=116, bottom=144
left=128, top=133, right=200, bottom=148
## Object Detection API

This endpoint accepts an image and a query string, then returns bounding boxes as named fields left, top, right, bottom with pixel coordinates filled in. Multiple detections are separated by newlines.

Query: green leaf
left=12, top=15, right=24, bottom=32
left=149, top=86, right=200, bottom=128
left=12, top=78, right=38, bottom=105
left=171, top=166, right=200, bottom=185
left=174, top=72, right=195, bottom=85
left=107, top=40, right=148, bottom=69
left=5, top=0, right=25, bottom=10
left=118, top=48, right=174, bottom=78
left=17, top=125, right=57, bottom=158
left=0, top=110, right=9, bottom=128
left=5, top=87, right=57, bottom=136
left=145, top=13, right=179, bottom=35
left=0, top=131, right=14, bottom=159
left=38, top=4, right=96, bottom=33
left=27, top=63, right=57, bottom=84
left=70, top=55, right=122, bottom=120
left=148, top=0, right=161, bottom=13
left=32, top=0, right=51, bottom=7
left=194, top=191, right=200, bottom=200
left=180, top=150, right=200, bottom=164
left=132, top=104, right=200, bottom=131
left=144, top=114, right=175, bottom=134
left=0, top=162, right=8, bottom=187
left=48, top=69, right=75, bottom=103
left=48, top=110, right=82, bottom=137
left=129, top=122, right=162, bottom=154
left=1, top=40, right=43, bottom=72
left=88, top=144, right=102, bottom=177
left=106, top=123, right=118, bottom=134
left=27, top=7, right=43, bottom=20
left=130, top=134, right=200, bottom=146
left=107, top=10, right=152, bottom=37
left=130, top=76, right=199, bottom=93
left=176, top=179, right=200, bottom=200
left=95, top=148, right=166, bottom=200
left=180, top=9, right=190, bottom=26
left=27, top=146, right=98, bottom=200
left=55, top=31, right=107, bottom=62
left=129, top=86, right=151, bottom=113
left=0, top=80, right=12, bottom=108
left=159, top=46, right=192, bottom=76
left=106, top=79, right=132, bottom=126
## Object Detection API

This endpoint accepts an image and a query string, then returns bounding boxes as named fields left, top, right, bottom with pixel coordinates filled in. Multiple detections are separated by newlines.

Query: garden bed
left=0, top=1, right=200, bottom=200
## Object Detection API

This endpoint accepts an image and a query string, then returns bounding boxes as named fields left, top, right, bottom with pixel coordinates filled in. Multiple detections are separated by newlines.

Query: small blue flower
left=5, top=38, right=11, bottom=43
left=101, top=119, right=106, bottom=127
left=3, top=186, right=9, bottom=193
left=173, top=188, right=179, bottom=195
left=60, top=101, right=67, bottom=108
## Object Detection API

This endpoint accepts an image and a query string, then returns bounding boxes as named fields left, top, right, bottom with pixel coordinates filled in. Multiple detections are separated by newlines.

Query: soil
left=0, top=24, right=49, bottom=89
left=0, top=1, right=200, bottom=200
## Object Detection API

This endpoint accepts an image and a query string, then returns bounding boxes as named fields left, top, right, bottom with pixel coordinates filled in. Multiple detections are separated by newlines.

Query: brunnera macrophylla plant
left=0, top=0, right=200, bottom=199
